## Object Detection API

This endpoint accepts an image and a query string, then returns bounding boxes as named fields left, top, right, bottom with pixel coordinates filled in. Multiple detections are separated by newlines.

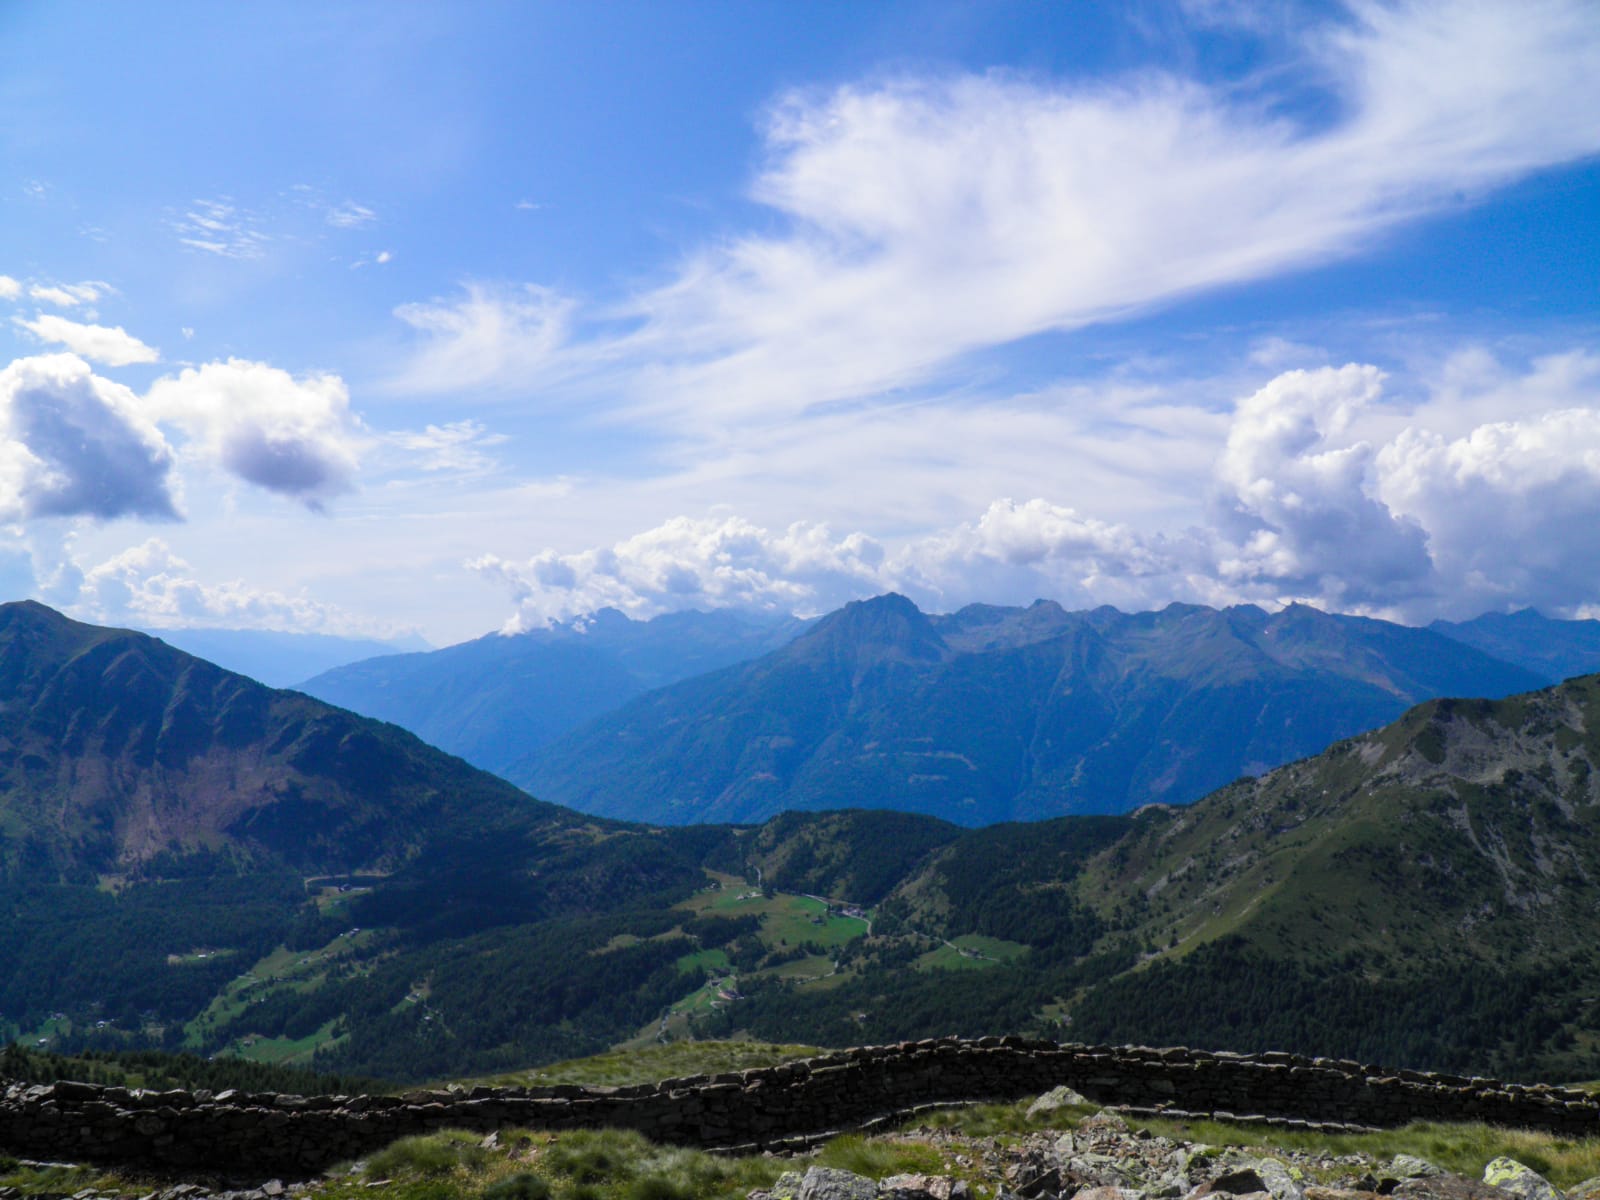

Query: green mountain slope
left=15, top=598, right=1600, bottom=1085
left=0, top=601, right=571, bottom=880
left=0, top=602, right=734, bottom=1077
left=514, top=594, right=1549, bottom=826
left=297, top=607, right=807, bottom=774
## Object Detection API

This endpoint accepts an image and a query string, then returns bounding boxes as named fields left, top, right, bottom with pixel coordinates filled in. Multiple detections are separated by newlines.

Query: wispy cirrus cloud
left=391, top=0, right=1600, bottom=434
left=171, top=198, right=270, bottom=259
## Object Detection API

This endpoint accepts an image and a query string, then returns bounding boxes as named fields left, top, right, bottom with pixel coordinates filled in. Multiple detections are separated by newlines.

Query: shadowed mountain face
left=513, top=594, right=1549, bottom=826
left=296, top=607, right=809, bottom=775
left=0, top=601, right=554, bottom=881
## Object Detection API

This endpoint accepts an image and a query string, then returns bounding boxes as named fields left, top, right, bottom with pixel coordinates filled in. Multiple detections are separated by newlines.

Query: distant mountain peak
left=793, top=592, right=946, bottom=669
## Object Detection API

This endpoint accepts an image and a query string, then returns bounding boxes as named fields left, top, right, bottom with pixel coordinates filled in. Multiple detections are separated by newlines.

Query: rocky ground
left=752, top=1099, right=1600, bottom=1200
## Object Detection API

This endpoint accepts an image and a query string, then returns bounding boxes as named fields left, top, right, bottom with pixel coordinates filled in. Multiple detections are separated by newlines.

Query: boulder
left=798, top=1168, right=879, bottom=1200
left=1027, top=1087, right=1091, bottom=1119
left=1390, top=1159, right=1443, bottom=1182
left=880, top=1175, right=971, bottom=1200
left=1482, top=1160, right=1564, bottom=1200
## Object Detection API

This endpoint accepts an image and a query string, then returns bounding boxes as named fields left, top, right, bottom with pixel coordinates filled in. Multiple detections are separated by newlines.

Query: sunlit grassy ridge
left=462, top=1040, right=824, bottom=1088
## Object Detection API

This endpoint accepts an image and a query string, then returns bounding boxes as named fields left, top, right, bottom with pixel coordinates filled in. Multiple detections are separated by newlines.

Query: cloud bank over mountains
left=476, top=355, right=1600, bottom=629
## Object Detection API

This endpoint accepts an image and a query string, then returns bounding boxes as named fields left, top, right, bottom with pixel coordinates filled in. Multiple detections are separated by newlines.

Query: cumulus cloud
left=15, top=314, right=160, bottom=366
left=392, top=1, right=1600, bottom=424
left=0, top=275, right=23, bottom=301
left=1376, top=408, right=1600, bottom=617
left=75, top=537, right=389, bottom=635
left=0, top=354, right=177, bottom=522
left=1211, top=365, right=1432, bottom=606
left=144, top=359, right=363, bottom=506
left=471, top=515, right=895, bottom=630
left=472, top=503, right=1205, bottom=631
left=470, top=352, right=1600, bottom=627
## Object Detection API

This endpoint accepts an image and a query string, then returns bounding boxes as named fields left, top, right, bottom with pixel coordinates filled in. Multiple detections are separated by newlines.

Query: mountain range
left=10, top=598, right=1600, bottom=1086
left=513, top=594, right=1557, bottom=824
left=297, top=607, right=807, bottom=775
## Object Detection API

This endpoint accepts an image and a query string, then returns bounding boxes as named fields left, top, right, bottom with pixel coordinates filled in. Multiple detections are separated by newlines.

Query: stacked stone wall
left=2, top=1039, right=1597, bottom=1179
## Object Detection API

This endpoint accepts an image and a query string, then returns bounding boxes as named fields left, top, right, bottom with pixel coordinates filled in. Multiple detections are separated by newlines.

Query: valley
left=10, top=598, right=1600, bottom=1088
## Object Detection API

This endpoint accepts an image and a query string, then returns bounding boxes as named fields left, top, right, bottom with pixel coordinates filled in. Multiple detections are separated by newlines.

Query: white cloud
left=0, top=275, right=23, bottom=301
left=388, top=419, right=508, bottom=473
left=75, top=537, right=392, bottom=635
left=28, top=281, right=104, bottom=308
left=0, top=354, right=177, bottom=522
left=15, top=314, right=160, bottom=366
left=471, top=514, right=895, bottom=630
left=469, top=351, right=1600, bottom=627
left=144, top=359, right=363, bottom=507
left=325, top=201, right=376, bottom=228
left=172, top=198, right=269, bottom=259
left=392, top=1, right=1600, bottom=427
left=1210, top=365, right=1433, bottom=606
left=392, top=282, right=577, bottom=394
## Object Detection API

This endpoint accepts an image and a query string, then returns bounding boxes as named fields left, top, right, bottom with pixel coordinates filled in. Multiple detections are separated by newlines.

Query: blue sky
left=1, top=0, right=1598, bottom=645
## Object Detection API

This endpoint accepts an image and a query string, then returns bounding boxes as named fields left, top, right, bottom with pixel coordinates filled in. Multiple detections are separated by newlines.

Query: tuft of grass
left=0, top=1160, right=132, bottom=1196
left=482, top=1172, right=553, bottom=1200
left=816, top=1134, right=952, bottom=1179
left=366, top=1131, right=493, bottom=1180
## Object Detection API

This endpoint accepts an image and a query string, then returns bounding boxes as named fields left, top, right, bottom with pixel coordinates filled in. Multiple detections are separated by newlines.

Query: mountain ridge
left=514, top=594, right=1552, bottom=826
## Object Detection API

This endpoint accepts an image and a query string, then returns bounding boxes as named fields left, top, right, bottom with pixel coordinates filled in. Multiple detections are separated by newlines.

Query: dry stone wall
left=3, top=1039, right=1598, bottom=1179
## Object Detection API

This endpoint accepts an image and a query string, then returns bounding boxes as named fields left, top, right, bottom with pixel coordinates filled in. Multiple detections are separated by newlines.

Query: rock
left=1563, top=1180, right=1600, bottom=1200
left=1390, top=1159, right=1443, bottom=1181
left=1074, top=1188, right=1144, bottom=1200
left=768, top=1172, right=804, bottom=1200
left=1206, top=1169, right=1271, bottom=1197
left=1028, top=1087, right=1091, bottom=1119
left=1395, top=1177, right=1522, bottom=1200
left=880, top=1175, right=971, bottom=1200
left=1081, top=1111, right=1132, bottom=1135
left=1254, top=1159, right=1307, bottom=1200
left=1483, top=1160, right=1564, bottom=1200
left=797, top=1168, right=878, bottom=1200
